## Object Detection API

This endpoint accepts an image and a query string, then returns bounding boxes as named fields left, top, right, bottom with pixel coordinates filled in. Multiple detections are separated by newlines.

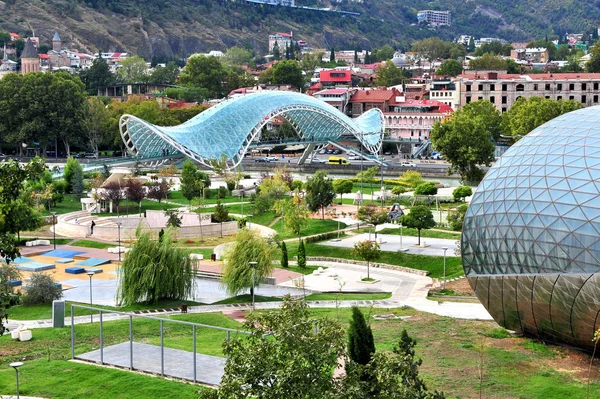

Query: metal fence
left=70, top=305, right=249, bottom=383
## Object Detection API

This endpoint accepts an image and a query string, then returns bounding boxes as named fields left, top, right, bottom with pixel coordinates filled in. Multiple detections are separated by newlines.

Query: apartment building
left=417, top=10, right=451, bottom=26
left=458, top=72, right=600, bottom=112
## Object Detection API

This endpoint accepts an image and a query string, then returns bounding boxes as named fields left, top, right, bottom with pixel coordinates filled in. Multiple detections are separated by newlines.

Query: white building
left=417, top=10, right=451, bottom=26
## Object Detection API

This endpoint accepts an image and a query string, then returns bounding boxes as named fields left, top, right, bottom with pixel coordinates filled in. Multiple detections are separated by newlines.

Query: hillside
left=0, top=0, right=598, bottom=59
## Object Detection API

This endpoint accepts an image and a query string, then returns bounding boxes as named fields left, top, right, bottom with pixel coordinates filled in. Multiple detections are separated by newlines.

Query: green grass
left=304, top=292, right=392, bottom=301
left=96, top=199, right=179, bottom=217
left=285, top=240, right=463, bottom=279
left=19, top=238, right=72, bottom=245
left=282, top=265, right=326, bottom=275
left=248, top=210, right=277, bottom=226
left=271, top=218, right=340, bottom=239
left=41, top=194, right=83, bottom=216
left=379, top=227, right=461, bottom=240
left=70, top=239, right=115, bottom=249
left=168, top=190, right=242, bottom=206
left=213, top=294, right=284, bottom=304
left=6, top=299, right=205, bottom=321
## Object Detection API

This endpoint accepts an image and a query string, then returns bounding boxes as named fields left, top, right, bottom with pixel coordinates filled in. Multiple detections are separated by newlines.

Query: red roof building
left=319, top=69, right=352, bottom=87
left=348, top=87, right=402, bottom=117
left=385, top=99, right=453, bottom=140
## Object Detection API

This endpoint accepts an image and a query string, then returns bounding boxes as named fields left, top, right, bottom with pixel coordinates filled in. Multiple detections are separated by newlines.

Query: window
left=490, top=84, right=495, bottom=91
left=545, top=83, right=551, bottom=90
left=490, top=96, right=495, bottom=104
left=410, top=130, right=414, bottom=137
left=418, top=131, right=422, bottom=137
left=533, top=84, right=538, bottom=91
left=478, top=96, right=483, bottom=100
left=478, top=84, right=484, bottom=91
left=466, top=96, right=471, bottom=103
left=557, top=83, right=563, bottom=91
left=502, top=84, right=507, bottom=91
left=582, top=83, right=587, bottom=90
left=516, top=84, right=524, bottom=92
left=582, top=95, right=586, bottom=104
left=595, top=83, right=599, bottom=90
left=466, top=85, right=471, bottom=92
left=557, top=96, right=562, bottom=100
left=502, top=107, right=507, bottom=113
left=569, top=83, right=575, bottom=90
left=594, top=95, right=599, bottom=103
left=545, top=96, right=550, bottom=99
left=569, top=96, right=574, bottom=100
left=502, top=96, right=507, bottom=104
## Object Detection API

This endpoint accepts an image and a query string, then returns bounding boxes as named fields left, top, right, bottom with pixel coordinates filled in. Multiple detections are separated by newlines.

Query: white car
left=318, top=149, right=327, bottom=154
left=400, top=161, right=417, bottom=167
left=310, top=157, right=326, bottom=164
left=349, top=155, right=361, bottom=161
left=265, top=156, right=279, bottom=162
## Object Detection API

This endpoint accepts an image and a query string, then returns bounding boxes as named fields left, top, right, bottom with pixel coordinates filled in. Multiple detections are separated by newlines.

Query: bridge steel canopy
left=119, top=91, right=384, bottom=170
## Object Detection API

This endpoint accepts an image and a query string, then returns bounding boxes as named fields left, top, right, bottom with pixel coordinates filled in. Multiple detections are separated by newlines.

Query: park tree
left=305, top=170, right=335, bottom=219
left=374, top=45, right=395, bottom=61
left=352, top=240, right=381, bottom=280
left=63, top=157, right=84, bottom=193
left=164, top=209, right=182, bottom=228
left=436, top=59, right=463, bottom=76
left=400, top=206, right=436, bottom=245
left=375, top=62, right=408, bottom=86
left=117, top=55, right=148, bottom=83
left=180, top=159, right=204, bottom=204
left=0, top=31, right=10, bottom=47
left=83, top=97, right=111, bottom=158
left=280, top=241, right=289, bottom=268
left=22, top=273, right=63, bottom=305
left=469, top=53, right=507, bottom=70
left=271, top=60, right=305, bottom=91
left=330, top=47, right=336, bottom=63
left=297, top=239, right=306, bottom=268
left=501, top=97, right=583, bottom=141
left=273, top=193, right=309, bottom=240
left=102, top=180, right=125, bottom=215
left=212, top=200, right=230, bottom=238
left=71, top=166, right=84, bottom=198
left=473, top=41, right=511, bottom=56
left=272, top=42, right=281, bottom=60
left=180, top=55, right=228, bottom=99
left=117, top=227, right=194, bottom=305
left=254, top=174, right=289, bottom=214
left=348, top=306, right=376, bottom=366
left=431, top=100, right=501, bottom=183
left=452, top=186, right=473, bottom=202
left=147, top=179, right=170, bottom=203
left=587, top=40, right=600, bottom=72
left=222, top=46, right=254, bottom=67
left=447, top=204, right=469, bottom=231
left=148, top=61, right=180, bottom=84
left=333, top=179, right=353, bottom=205
left=222, top=228, right=278, bottom=297
left=201, top=297, right=345, bottom=399
left=399, top=169, right=424, bottom=188
left=358, top=203, right=388, bottom=241
left=414, top=182, right=438, bottom=196
left=79, top=55, right=115, bottom=95
left=125, top=178, right=146, bottom=214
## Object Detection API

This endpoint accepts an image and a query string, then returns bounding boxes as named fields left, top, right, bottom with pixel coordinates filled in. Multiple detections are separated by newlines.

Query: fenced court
left=70, top=305, right=249, bottom=385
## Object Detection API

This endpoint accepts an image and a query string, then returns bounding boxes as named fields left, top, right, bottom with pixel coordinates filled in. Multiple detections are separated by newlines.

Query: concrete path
left=321, top=233, right=459, bottom=257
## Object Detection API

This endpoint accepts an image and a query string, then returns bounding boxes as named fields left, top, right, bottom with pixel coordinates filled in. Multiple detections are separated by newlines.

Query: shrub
left=203, top=187, right=212, bottom=199
left=297, top=239, right=306, bottom=268
left=414, top=182, right=438, bottom=196
left=447, top=204, right=468, bottom=231
left=452, top=186, right=473, bottom=202
left=218, top=186, right=228, bottom=198
left=348, top=306, right=375, bottom=365
left=280, top=241, right=289, bottom=268
left=22, top=273, right=63, bottom=305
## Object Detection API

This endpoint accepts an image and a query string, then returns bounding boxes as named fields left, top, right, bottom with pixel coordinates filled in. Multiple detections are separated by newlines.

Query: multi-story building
left=429, top=79, right=460, bottom=109
left=313, top=88, right=356, bottom=113
left=510, top=48, right=550, bottom=64
left=385, top=99, right=453, bottom=140
left=268, top=32, right=293, bottom=52
left=458, top=72, right=600, bottom=112
left=417, top=10, right=451, bottom=26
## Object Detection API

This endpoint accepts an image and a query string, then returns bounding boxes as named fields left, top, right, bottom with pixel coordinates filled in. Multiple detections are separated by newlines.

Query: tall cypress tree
left=297, top=239, right=306, bottom=268
left=347, top=306, right=375, bottom=365
left=281, top=241, right=289, bottom=268
left=330, top=47, right=335, bottom=63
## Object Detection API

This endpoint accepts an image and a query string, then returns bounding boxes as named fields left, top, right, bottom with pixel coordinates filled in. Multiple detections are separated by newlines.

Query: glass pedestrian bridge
left=119, top=91, right=385, bottom=170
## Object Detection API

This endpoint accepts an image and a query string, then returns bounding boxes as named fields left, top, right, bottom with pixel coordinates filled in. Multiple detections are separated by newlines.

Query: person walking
left=90, top=220, right=96, bottom=236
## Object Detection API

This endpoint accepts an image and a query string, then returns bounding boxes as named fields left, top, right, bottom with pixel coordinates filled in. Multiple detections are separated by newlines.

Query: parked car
left=399, top=161, right=417, bottom=167
left=318, top=149, right=326, bottom=154
left=255, top=157, right=270, bottom=163
left=84, top=153, right=97, bottom=159
left=310, top=157, right=326, bottom=164
left=326, top=149, right=334, bottom=154
left=265, top=156, right=279, bottom=162
left=349, top=155, right=361, bottom=161
left=332, top=149, right=341, bottom=155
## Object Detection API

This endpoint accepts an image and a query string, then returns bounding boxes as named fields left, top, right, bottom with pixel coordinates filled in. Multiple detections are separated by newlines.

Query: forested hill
left=0, top=0, right=598, bottom=59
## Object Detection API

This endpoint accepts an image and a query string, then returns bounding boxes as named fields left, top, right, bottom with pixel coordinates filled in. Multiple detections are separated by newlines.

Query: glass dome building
left=462, top=106, right=600, bottom=349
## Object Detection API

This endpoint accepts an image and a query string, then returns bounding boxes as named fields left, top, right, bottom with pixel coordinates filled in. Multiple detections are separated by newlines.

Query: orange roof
left=350, top=88, right=400, bottom=103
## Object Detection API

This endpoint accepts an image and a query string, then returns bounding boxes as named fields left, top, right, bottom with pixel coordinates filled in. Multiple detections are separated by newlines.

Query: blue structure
left=119, top=91, right=384, bottom=169
left=462, top=106, right=600, bottom=350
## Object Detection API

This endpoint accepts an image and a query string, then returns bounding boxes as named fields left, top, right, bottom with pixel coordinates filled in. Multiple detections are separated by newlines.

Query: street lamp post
left=442, top=247, right=448, bottom=290
left=398, top=223, right=408, bottom=252
left=87, top=271, right=95, bottom=323
left=116, top=221, right=122, bottom=264
left=249, top=261, right=258, bottom=310
left=10, top=362, right=23, bottom=399
left=51, top=211, right=57, bottom=250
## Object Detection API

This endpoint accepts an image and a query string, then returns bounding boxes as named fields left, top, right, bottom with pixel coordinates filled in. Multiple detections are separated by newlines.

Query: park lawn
left=168, top=190, right=242, bottom=206
left=379, top=227, right=461, bottom=240
left=284, top=240, right=463, bottom=279
left=1, top=305, right=599, bottom=398
left=304, top=292, right=392, bottom=301
left=70, top=239, right=115, bottom=249
left=213, top=295, right=283, bottom=305
left=19, top=237, right=72, bottom=246
left=271, top=218, right=340, bottom=239
left=95, top=199, right=179, bottom=217
left=41, top=193, right=83, bottom=216
left=248, top=210, right=277, bottom=226
left=6, top=299, right=205, bottom=321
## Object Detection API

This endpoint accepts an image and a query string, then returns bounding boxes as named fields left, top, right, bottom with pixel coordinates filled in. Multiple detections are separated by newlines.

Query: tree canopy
left=270, top=60, right=305, bottom=91
left=375, top=61, right=409, bottom=86
left=430, top=100, right=501, bottom=183
left=400, top=206, right=436, bottom=245
left=436, top=59, right=463, bottom=77
left=304, top=170, right=335, bottom=219
left=117, top=55, right=148, bottom=83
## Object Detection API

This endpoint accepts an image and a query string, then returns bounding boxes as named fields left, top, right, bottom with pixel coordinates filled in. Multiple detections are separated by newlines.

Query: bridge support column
left=298, top=143, right=317, bottom=165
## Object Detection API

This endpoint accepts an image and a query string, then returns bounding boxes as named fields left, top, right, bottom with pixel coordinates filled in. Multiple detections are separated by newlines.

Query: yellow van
left=328, top=156, right=350, bottom=165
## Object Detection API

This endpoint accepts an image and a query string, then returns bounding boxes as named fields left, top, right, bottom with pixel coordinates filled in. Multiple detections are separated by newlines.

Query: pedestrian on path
left=90, top=220, right=96, bottom=235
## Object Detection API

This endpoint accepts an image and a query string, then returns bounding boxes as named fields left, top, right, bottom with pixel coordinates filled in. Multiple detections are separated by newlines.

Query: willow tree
left=117, top=227, right=194, bottom=305
left=222, top=228, right=278, bottom=297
